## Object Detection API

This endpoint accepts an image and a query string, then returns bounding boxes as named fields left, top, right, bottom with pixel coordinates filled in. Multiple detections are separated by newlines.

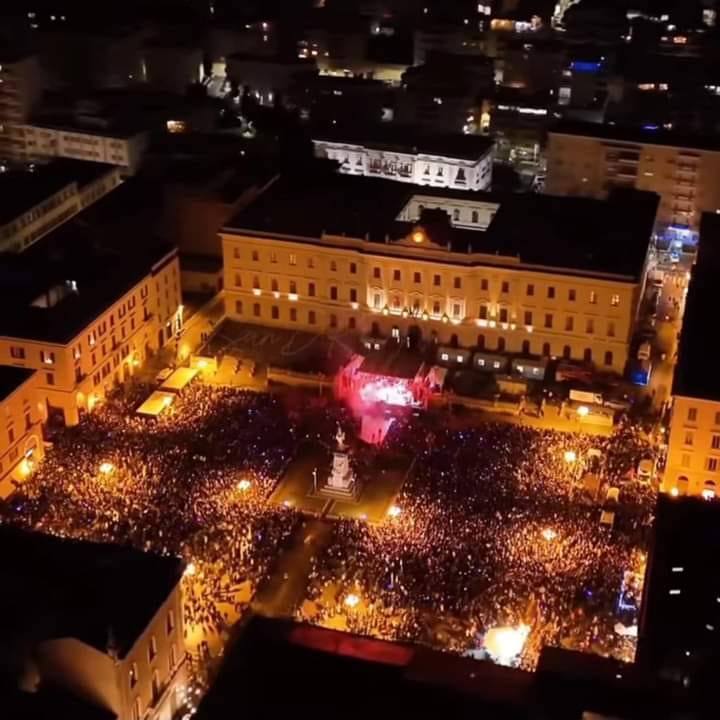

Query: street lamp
left=344, top=593, right=360, bottom=609
left=237, top=479, right=252, bottom=492
left=542, top=528, right=557, bottom=541
left=184, top=562, right=197, bottom=577
left=563, top=450, right=577, bottom=464
left=670, top=487, right=679, bottom=497
left=577, top=405, right=590, bottom=418
left=99, top=462, right=115, bottom=475
left=387, top=504, right=402, bottom=518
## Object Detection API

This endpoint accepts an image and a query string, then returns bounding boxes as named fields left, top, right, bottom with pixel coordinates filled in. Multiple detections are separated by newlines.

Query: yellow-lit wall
left=36, top=579, right=187, bottom=720
left=0, top=371, right=44, bottom=498
left=664, top=395, right=720, bottom=498
left=546, top=132, right=720, bottom=231
left=221, top=231, right=641, bottom=373
left=0, top=252, right=182, bottom=426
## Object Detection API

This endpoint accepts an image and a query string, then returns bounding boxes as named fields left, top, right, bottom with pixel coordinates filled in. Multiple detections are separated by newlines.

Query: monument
left=319, top=425, right=360, bottom=500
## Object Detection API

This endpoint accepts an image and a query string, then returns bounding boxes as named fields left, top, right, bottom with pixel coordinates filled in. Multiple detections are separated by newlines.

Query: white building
left=313, top=132, right=494, bottom=191
left=19, top=122, right=149, bottom=176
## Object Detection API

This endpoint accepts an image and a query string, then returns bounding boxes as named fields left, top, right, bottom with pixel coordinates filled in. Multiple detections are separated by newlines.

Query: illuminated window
left=10, top=346, right=25, bottom=359
left=391, top=326, right=400, bottom=339
left=270, top=251, right=277, bottom=263
left=129, top=662, right=138, bottom=689
left=611, top=294, right=620, bottom=307
left=373, top=294, right=381, bottom=309
left=289, top=253, right=297, bottom=266
left=589, top=291, right=597, bottom=304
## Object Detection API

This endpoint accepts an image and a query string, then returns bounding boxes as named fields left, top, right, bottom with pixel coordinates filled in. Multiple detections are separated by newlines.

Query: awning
left=160, top=367, right=199, bottom=393
left=136, top=391, right=176, bottom=417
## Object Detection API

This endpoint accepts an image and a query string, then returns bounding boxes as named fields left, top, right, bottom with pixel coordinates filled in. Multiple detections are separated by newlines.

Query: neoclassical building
left=220, top=171, right=658, bottom=375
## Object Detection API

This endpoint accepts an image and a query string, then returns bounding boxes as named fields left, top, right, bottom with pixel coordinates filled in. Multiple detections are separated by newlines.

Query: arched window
left=497, top=337, right=506, bottom=352
left=477, top=334, right=486, bottom=350
left=583, top=348, right=593, bottom=362
left=522, top=339, right=530, bottom=354
left=604, top=350, right=613, bottom=366
left=677, top=476, right=689, bottom=495
left=471, top=210, right=479, bottom=223
left=542, top=342, right=551, bottom=356
left=563, top=345, right=571, bottom=359
left=452, top=208, right=460, bottom=222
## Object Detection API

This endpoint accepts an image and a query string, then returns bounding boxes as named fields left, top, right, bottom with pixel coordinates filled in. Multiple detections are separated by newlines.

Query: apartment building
left=313, top=128, right=493, bottom=190
left=546, top=121, right=720, bottom=235
left=220, top=172, right=658, bottom=375
left=19, top=121, right=149, bottom=175
left=664, top=216, right=720, bottom=498
left=0, top=51, right=44, bottom=160
left=0, top=367, right=44, bottom=500
left=0, top=160, right=122, bottom=253
left=1, top=526, right=187, bottom=720
left=0, top=233, right=182, bottom=426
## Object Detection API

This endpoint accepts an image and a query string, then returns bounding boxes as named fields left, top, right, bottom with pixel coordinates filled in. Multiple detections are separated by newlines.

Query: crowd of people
left=300, top=419, right=655, bottom=669
left=2, top=382, right=301, bottom=654
left=0, top=375, right=658, bottom=672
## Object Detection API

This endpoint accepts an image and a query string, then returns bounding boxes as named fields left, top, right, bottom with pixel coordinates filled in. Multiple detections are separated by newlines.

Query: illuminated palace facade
left=220, top=174, right=657, bottom=375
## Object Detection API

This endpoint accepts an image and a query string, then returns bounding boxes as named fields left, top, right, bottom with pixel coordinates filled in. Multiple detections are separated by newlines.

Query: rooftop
left=225, top=171, right=657, bottom=281
left=550, top=120, right=720, bottom=153
left=638, top=495, right=720, bottom=693
left=0, top=160, right=111, bottom=226
left=27, top=114, right=147, bottom=139
left=313, top=124, right=494, bottom=161
left=0, top=526, right=183, bottom=658
left=673, top=214, right=720, bottom=401
left=0, top=367, right=35, bottom=402
left=0, top=179, right=175, bottom=344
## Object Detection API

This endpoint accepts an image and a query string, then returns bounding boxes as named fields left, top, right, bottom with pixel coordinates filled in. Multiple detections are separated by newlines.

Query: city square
left=1, top=370, right=655, bottom=671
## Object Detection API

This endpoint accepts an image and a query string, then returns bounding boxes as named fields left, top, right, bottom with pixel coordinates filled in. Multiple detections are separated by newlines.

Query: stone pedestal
left=320, top=451, right=359, bottom=500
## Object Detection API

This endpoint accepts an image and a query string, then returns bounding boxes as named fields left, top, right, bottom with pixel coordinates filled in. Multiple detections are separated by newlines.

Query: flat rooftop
left=27, top=114, right=147, bottom=139
left=0, top=367, right=35, bottom=402
left=225, top=171, right=657, bottom=281
left=0, top=179, right=175, bottom=344
left=550, top=120, right=720, bottom=153
left=638, top=496, right=720, bottom=674
left=313, top=124, right=494, bottom=161
left=673, top=215, right=720, bottom=401
left=0, top=526, right=184, bottom=658
left=0, top=160, right=113, bottom=225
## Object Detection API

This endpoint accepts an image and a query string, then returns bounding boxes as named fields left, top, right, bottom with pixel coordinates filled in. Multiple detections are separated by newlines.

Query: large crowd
left=1, top=382, right=301, bottom=655
left=0, top=376, right=657, bottom=672
left=300, top=419, right=655, bottom=669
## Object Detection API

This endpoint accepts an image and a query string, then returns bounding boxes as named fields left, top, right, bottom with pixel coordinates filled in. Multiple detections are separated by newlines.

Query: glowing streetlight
left=702, top=489, right=715, bottom=501
left=184, top=562, right=197, bottom=577
left=99, top=462, right=115, bottom=475
left=563, top=450, right=577, bottom=464
left=237, top=478, right=252, bottom=492
left=670, top=487, right=679, bottom=497
left=577, top=405, right=590, bottom=418
left=542, top=528, right=557, bottom=541
left=197, top=359, right=208, bottom=370
left=344, top=593, right=360, bottom=609
left=387, top=504, right=402, bottom=518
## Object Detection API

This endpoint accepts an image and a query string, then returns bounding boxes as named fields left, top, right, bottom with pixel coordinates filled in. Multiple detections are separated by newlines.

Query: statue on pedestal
left=319, top=424, right=360, bottom=500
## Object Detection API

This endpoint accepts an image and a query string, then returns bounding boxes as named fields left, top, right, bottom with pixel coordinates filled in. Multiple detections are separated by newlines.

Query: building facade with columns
left=220, top=173, right=658, bottom=375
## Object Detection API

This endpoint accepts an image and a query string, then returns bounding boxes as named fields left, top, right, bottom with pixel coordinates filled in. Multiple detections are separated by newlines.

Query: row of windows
left=685, top=407, right=720, bottom=426
left=680, top=430, right=720, bottom=450
left=236, top=274, right=359, bottom=302
left=234, top=300, right=356, bottom=330
left=234, top=246, right=358, bottom=274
